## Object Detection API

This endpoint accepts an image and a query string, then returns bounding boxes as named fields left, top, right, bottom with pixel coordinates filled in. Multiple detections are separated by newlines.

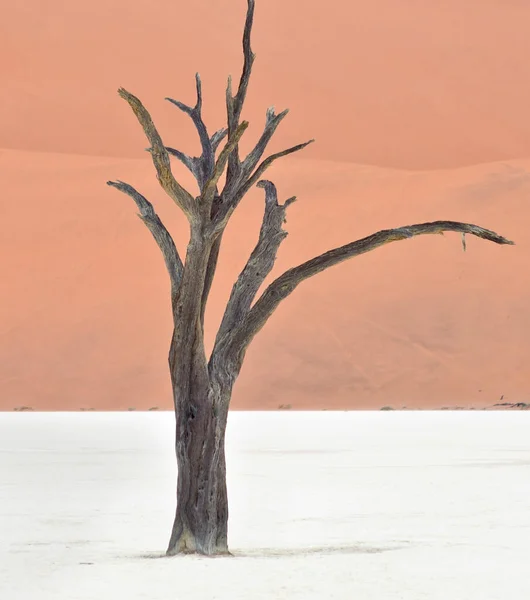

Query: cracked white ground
left=1, top=411, right=529, bottom=599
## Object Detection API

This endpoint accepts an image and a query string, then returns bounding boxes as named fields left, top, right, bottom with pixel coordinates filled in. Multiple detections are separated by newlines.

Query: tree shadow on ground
left=136, top=542, right=410, bottom=560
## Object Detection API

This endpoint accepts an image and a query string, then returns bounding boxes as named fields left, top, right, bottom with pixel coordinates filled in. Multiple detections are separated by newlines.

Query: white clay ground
left=1, top=411, right=529, bottom=599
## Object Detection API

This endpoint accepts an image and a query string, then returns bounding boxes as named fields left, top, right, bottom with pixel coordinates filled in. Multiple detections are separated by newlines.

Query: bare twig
left=244, top=140, right=315, bottom=194
left=211, top=128, right=229, bottom=153
left=216, top=138, right=314, bottom=227
left=165, top=147, right=199, bottom=177
left=242, top=108, right=290, bottom=176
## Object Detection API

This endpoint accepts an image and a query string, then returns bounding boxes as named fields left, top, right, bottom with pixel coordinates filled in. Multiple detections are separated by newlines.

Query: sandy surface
left=1, top=412, right=529, bottom=599
left=1, top=0, right=529, bottom=410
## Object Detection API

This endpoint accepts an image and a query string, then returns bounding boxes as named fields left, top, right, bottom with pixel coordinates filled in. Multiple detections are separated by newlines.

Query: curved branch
left=243, top=139, right=315, bottom=196
left=166, top=126, right=229, bottom=185
left=118, top=88, right=195, bottom=218
left=106, top=180, right=184, bottom=298
left=225, top=221, right=514, bottom=368
left=166, top=147, right=199, bottom=177
left=211, top=128, right=229, bottom=153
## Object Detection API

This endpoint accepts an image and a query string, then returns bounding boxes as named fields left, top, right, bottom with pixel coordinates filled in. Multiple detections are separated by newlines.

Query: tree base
left=166, top=547, right=232, bottom=557
left=166, top=530, right=230, bottom=557
left=166, top=515, right=229, bottom=557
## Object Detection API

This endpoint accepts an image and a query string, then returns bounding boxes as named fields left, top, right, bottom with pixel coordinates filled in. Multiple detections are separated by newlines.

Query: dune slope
left=1, top=0, right=528, bottom=409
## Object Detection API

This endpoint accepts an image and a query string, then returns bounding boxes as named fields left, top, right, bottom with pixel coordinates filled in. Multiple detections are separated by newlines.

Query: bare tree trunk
left=165, top=228, right=232, bottom=556
left=166, top=352, right=230, bottom=556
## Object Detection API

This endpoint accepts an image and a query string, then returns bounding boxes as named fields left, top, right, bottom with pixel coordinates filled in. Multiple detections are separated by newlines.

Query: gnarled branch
left=118, top=89, right=195, bottom=218
left=118, top=88, right=195, bottom=218
left=226, top=0, right=256, bottom=183
left=166, top=128, right=229, bottom=187
left=223, top=220, right=514, bottom=369
left=106, top=180, right=184, bottom=299
left=211, top=180, right=295, bottom=362
left=232, top=0, right=255, bottom=126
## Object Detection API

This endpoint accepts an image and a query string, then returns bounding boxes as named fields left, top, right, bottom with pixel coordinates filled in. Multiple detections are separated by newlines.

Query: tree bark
left=165, top=226, right=232, bottom=556
left=166, top=319, right=232, bottom=555
left=166, top=351, right=230, bottom=556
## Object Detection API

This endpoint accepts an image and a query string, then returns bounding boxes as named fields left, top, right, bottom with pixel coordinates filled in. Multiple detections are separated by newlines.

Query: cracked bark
left=107, top=0, right=513, bottom=556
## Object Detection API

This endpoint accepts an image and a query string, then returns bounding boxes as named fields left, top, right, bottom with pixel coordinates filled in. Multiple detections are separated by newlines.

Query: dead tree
left=107, top=0, right=513, bottom=556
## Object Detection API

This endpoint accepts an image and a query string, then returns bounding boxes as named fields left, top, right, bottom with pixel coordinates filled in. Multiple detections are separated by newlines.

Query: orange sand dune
left=2, top=0, right=530, bottom=168
left=1, top=149, right=527, bottom=410
left=1, top=0, right=529, bottom=410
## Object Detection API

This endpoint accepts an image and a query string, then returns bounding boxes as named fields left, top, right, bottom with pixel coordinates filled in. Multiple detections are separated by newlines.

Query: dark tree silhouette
left=107, top=0, right=513, bottom=556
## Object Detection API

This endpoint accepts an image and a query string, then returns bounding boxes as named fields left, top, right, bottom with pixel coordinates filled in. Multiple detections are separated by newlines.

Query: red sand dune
left=1, top=0, right=529, bottom=410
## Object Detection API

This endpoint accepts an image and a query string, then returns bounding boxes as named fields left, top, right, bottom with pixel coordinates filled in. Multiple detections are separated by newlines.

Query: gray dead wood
left=220, top=221, right=513, bottom=373
left=106, top=180, right=183, bottom=300
left=166, top=73, right=229, bottom=191
left=117, top=89, right=195, bottom=219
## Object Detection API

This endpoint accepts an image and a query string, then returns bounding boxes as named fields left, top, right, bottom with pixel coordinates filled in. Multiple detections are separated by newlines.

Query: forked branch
left=216, top=138, right=314, bottom=226
left=166, top=129, right=228, bottom=186
left=202, top=122, right=249, bottom=207
left=118, top=89, right=195, bottom=218
left=106, top=180, right=184, bottom=299
left=224, top=221, right=514, bottom=366
left=166, top=74, right=227, bottom=190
